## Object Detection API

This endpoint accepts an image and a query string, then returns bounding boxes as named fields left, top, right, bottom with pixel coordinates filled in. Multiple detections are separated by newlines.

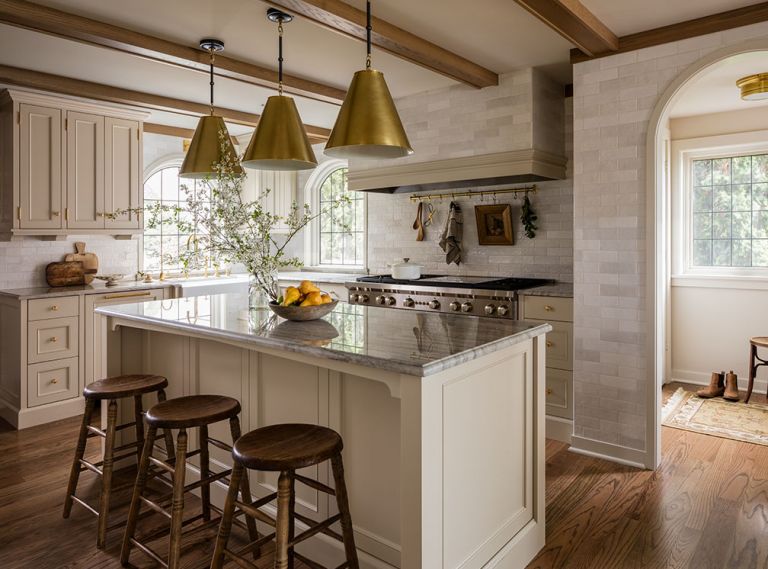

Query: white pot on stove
left=388, top=258, right=423, bottom=280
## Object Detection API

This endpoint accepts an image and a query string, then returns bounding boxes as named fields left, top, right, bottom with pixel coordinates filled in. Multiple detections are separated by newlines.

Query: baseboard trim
left=16, top=397, right=85, bottom=430
left=546, top=416, right=572, bottom=444
left=569, top=436, right=649, bottom=470
left=671, top=369, right=767, bottom=394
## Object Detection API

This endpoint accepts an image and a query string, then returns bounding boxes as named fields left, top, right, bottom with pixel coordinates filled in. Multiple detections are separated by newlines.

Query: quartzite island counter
left=94, top=294, right=550, bottom=569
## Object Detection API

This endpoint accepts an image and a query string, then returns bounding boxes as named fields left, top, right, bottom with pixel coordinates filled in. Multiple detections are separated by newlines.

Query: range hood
left=347, top=148, right=567, bottom=194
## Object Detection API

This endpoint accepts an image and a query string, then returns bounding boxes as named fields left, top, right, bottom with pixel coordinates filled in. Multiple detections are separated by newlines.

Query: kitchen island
left=95, top=294, right=550, bottom=569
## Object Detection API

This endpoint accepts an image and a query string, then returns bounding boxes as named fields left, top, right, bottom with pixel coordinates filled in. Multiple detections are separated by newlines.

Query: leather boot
left=697, top=371, right=725, bottom=398
left=723, top=370, right=740, bottom=401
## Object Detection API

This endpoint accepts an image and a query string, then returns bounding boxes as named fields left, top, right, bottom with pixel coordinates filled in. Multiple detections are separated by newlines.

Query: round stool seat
left=234, top=424, right=343, bottom=471
left=751, top=337, right=768, bottom=348
left=84, top=374, right=168, bottom=400
left=145, top=395, right=241, bottom=429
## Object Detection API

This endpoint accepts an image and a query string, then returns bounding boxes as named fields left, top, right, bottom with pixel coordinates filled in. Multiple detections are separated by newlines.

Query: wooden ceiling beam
left=0, top=0, right=345, bottom=104
left=513, top=0, right=618, bottom=56
left=571, top=1, right=768, bottom=63
left=265, top=0, right=498, bottom=88
left=0, top=64, right=331, bottom=142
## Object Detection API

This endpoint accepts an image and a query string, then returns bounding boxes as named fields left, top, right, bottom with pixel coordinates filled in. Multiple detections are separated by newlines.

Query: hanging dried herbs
left=521, top=193, right=538, bottom=239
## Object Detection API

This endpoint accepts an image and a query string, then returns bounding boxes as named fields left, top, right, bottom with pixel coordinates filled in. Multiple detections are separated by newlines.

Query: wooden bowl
left=268, top=300, right=339, bottom=322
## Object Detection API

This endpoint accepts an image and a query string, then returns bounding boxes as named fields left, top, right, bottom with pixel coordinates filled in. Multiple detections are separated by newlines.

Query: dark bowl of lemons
left=268, top=280, right=338, bottom=322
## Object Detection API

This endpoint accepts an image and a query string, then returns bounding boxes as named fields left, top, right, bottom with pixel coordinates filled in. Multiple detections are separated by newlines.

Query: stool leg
left=157, top=388, right=176, bottom=458
left=97, top=399, right=118, bottom=549
left=229, top=417, right=259, bottom=557
left=331, top=454, right=359, bottom=569
left=120, top=425, right=157, bottom=566
left=63, top=397, right=96, bottom=519
left=199, top=424, right=211, bottom=521
left=287, top=472, right=296, bottom=569
left=133, top=395, right=145, bottom=464
left=274, top=470, right=293, bottom=569
left=746, top=344, right=756, bottom=404
left=210, top=460, right=244, bottom=569
left=168, top=428, right=188, bottom=569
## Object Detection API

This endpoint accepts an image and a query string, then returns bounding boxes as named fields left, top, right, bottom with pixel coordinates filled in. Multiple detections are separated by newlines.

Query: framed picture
left=474, top=204, right=514, bottom=246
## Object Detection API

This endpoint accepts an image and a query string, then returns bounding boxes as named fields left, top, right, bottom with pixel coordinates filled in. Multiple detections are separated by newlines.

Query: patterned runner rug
left=662, top=387, right=768, bottom=446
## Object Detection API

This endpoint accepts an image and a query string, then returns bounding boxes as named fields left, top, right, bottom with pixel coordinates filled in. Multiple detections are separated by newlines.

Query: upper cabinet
left=0, top=89, right=149, bottom=239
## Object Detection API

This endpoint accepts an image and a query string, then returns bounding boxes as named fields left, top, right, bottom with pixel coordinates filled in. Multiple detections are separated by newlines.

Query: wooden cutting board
left=46, top=261, right=86, bottom=287
left=64, top=241, right=98, bottom=284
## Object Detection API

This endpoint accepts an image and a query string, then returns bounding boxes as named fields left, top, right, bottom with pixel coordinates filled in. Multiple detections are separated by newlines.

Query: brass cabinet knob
left=51, top=211, right=60, bottom=216
left=50, top=305, right=59, bottom=311
left=544, top=305, right=553, bottom=312
left=49, top=336, right=58, bottom=343
left=50, top=378, right=59, bottom=384
left=546, top=341, right=554, bottom=348
left=546, top=388, right=553, bottom=395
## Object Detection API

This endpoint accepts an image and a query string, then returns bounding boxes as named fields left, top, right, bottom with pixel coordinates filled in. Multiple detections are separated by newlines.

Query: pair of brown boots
left=697, top=370, right=740, bottom=401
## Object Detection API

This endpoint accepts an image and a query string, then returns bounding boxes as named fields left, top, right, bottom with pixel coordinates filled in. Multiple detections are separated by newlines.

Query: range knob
left=386, top=296, right=397, bottom=306
left=461, top=302, right=474, bottom=313
left=403, top=297, right=415, bottom=308
left=449, top=301, right=461, bottom=312
left=359, top=294, right=370, bottom=303
left=484, top=304, right=496, bottom=315
left=428, top=299, right=441, bottom=310
left=375, top=295, right=386, bottom=305
left=350, top=293, right=360, bottom=302
left=497, top=305, right=510, bottom=317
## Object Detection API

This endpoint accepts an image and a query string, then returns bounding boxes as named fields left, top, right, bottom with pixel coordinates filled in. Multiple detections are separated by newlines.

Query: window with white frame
left=306, top=163, right=365, bottom=268
left=142, top=163, right=211, bottom=275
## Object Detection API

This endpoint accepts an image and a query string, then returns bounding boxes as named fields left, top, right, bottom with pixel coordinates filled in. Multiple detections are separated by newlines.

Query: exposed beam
left=513, top=0, right=618, bottom=56
left=0, top=0, right=346, bottom=104
left=0, top=64, right=331, bottom=143
left=265, top=0, right=498, bottom=88
left=571, top=1, right=768, bottom=63
left=143, top=123, right=196, bottom=139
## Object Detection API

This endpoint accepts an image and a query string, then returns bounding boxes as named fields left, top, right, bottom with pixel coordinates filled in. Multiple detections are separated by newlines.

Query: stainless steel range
left=345, top=275, right=552, bottom=319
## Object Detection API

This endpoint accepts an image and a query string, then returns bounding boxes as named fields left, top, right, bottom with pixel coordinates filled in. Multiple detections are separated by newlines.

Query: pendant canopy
left=324, top=1, right=412, bottom=160
left=737, top=73, right=768, bottom=101
left=180, top=39, right=243, bottom=179
left=242, top=9, right=317, bottom=171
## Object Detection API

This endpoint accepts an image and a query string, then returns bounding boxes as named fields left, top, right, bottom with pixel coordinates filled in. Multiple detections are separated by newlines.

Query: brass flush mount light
left=242, top=9, right=317, bottom=171
left=179, top=39, right=243, bottom=179
left=737, top=73, right=768, bottom=101
left=324, top=0, right=413, bottom=159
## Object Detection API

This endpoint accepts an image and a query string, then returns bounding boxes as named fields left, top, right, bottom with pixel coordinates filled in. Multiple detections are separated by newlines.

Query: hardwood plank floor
left=0, top=382, right=765, bottom=568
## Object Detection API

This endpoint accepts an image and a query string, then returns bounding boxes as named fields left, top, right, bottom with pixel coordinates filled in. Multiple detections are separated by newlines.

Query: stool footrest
left=78, top=458, right=103, bottom=476
left=69, top=494, right=99, bottom=517
left=294, top=512, right=344, bottom=542
left=290, top=514, right=342, bottom=547
left=294, top=551, right=328, bottom=569
left=129, top=537, right=168, bottom=568
left=148, top=455, right=175, bottom=474
left=139, top=495, right=172, bottom=519
left=234, top=492, right=278, bottom=527
left=113, top=439, right=143, bottom=454
left=295, top=473, right=336, bottom=496
left=230, top=531, right=277, bottom=560
left=207, top=436, right=233, bottom=452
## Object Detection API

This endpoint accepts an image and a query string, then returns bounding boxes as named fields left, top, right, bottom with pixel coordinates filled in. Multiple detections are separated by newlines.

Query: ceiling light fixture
left=242, top=9, right=317, bottom=171
left=737, top=73, right=768, bottom=101
left=324, top=0, right=413, bottom=160
left=180, top=39, right=243, bottom=179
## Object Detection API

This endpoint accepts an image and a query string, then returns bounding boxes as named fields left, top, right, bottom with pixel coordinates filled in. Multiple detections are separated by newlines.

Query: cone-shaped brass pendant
left=325, top=69, right=413, bottom=159
left=180, top=115, right=243, bottom=179
left=242, top=95, right=317, bottom=171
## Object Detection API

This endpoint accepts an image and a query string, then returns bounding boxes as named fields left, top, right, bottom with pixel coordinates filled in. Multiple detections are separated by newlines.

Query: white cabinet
left=242, top=169, right=297, bottom=233
left=0, top=89, right=148, bottom=239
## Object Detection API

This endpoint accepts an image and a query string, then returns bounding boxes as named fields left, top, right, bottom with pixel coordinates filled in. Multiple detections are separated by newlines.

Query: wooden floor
left=0, top=382, right=766, bottom=569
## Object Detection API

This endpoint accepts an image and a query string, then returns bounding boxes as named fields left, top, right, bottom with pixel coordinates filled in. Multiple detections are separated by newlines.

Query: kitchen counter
left=278, top=271, right=366, bottom=284
left=96, top=294, right=549, bottom=377
left=0, top=280, right=172, bottom=300
left=94, top=293, right=548, bottom=568
left=521, top=282, right=573, bottom=298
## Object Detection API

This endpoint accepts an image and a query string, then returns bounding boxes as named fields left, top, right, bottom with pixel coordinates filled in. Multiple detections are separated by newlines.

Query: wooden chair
left=120, top=394, right=258, bottom=569
left=63, top=374, right=174, bottom=548
left=210, top=423, right=359, bottom=569
left=746, top=336, right=768, bottom=403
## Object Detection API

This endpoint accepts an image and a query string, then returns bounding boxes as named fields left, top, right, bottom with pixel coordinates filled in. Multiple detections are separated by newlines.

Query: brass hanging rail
left=408, top=185, right=536, bottom=202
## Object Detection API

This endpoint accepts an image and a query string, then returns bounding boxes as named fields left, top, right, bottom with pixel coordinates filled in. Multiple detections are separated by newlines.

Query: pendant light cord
left=366, top=0, right=372, bottom=69
left=278, top=18, right=284, bottom=95
left=209, top=47, right=215, bottom=115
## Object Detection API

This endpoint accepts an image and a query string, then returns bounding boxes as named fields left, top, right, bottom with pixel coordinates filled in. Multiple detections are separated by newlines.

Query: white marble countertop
left=278, top=271, right=366, bottom=284
left=0, top=280, right=174, bottom=300
left=96, top=293, right=550, bottom=377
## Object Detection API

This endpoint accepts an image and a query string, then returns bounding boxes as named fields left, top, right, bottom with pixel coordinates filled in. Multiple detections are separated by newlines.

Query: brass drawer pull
left=50, top=305, right=59, bottom=312
left=50, top=378, right=59, bottom=384
left=103, top=291, right=153, bottom=300
left=546, top=341, right=553, bottom=348
left=544, top=305, right=553, bottom=312
left=546, top=388, right=553, bottom=396
left=49, top=336, right=58, bottom=343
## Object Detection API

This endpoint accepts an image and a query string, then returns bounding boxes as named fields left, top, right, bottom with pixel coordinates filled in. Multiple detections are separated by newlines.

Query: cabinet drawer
left=524, top=296, right=573, bottom=322
left=28, top=296, right=79, bottom=321
left=87, top=288, right=165, bottom=304
left=545, top=321, right=573, bottom=371
left=546, top=368, right=572, bottom=419
left=28, top=316, right=79, bottom=364
left=28, top=357, right=79, bottom=407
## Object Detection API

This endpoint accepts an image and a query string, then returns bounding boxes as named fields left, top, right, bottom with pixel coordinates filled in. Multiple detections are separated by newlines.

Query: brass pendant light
left=737, top=73, right=768, bottom=101
left=324, top=0, right=413, bottom=159
left=180, top=39, right=243, bottom=179
left=242, top=9, right=317, bottom=171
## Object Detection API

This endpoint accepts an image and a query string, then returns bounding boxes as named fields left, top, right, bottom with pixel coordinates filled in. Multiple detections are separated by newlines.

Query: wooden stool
left=746, top=336, right=768, bottom=403
left=120, top=394, right=258, bottom=569
left=63, top=374, right=174, bottom=549
left=211, top=423, right=359, bottom=569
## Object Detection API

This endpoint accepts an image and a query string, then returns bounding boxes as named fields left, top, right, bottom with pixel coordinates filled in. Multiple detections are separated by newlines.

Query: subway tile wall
left=572, top=22, right=768, bottom=456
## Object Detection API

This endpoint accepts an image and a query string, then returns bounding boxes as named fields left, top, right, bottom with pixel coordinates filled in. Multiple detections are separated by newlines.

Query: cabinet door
left=65, top=111, right=104, bottom=229
left=18, top=104, right=62, bottom=229
left=104, top=117, right=141, bottom=229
